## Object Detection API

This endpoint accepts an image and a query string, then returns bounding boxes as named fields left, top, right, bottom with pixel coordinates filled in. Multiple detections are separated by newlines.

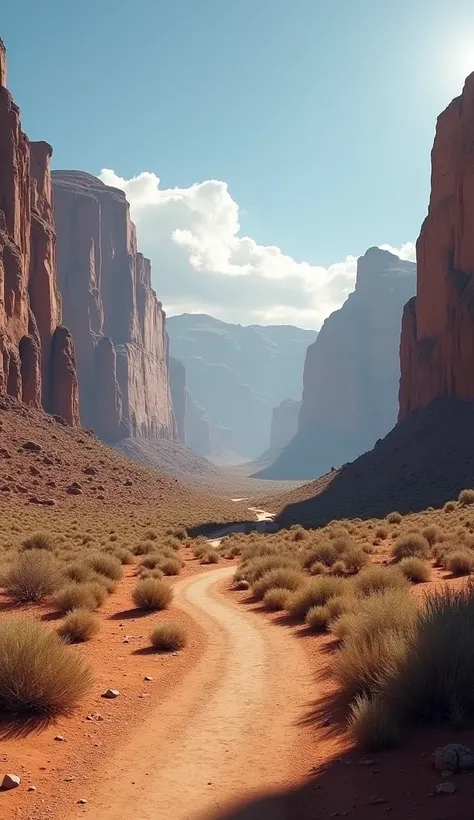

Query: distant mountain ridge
left=167, top=314, right=317, bottom=459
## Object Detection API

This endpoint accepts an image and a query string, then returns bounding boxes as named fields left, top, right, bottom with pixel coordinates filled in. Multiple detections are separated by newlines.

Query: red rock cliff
left=0, top=39, right=79, bottom=424
left=169, top=356, right=186, bottom=443
left=399, top=73, right=474, bottom=420
left=51, top=171, right=176, bottom=441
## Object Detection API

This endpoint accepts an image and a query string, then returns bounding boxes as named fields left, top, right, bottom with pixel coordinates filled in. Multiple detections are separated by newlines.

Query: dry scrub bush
left=386, top=512, right=402, bottom=524
left=421, top=525, right=441, bottom=546
left=193, top=543, right=208, bottom=559
left=139, top=568, right=165, bottom=580
left=326, top=595, right=355, bottom=621
left=444, top=501, right=457, bottom=513
left=150, top=622, right=186, bottom=651
left=375, top=525, right=389, bottom=540
left=200, top=550, right=219, bottom=565
left=333, top=628, right=411, bottom=696
left=309, top=561, right=327, bottom=576
left=134, top=541, right=157, bottom=556
left=349, top=694, right=400, bottom=751
left=65, top=562, right=94, bottom=584
left=58, top=609, right=100, bottom=643
left=343, top=549, right=369, bottom=575
left=399, top=557, right=431, bottom=583
left=140, top=554, right=163, bottom=570
left=113, top=548, right=134, bottom=564
left=87, top=553, right=123, bottom=581
left=235, top=554, right=298, bottom=585
left=0, top=618, right=92, bottom=715
left=263, top=587, right=292, bottom=611
left=288, top=577, right=345, bottom=620
left=21, top=532, right=55, bottom=551
left=5, top=550, right=62, bottom=603
left=54, top=582, right=106, bottom=614
left=331, top=589, right=416, bottom=644
left=132, top=578, right=173, bottom=610
left=352, top=565, right=408, bottom=598
left=382, top=584, right=474, bottom=725
left=330, top=560, right=346, bottom=576
left=306, top=605, right=331, bottom=631
left=158, top=557, right=182, bottom=575
left=391, top=533, right=430, bottom=562
left=459, top=489, right=474, bottom=506
left=252, top=567, right=304, bottom=600
left=445, top=550, right=474, bottom=576
left=302, top=542, right=337, bottom=569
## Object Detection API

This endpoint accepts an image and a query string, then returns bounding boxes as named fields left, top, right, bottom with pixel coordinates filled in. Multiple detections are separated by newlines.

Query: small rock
left=83, top=466, right=98, bottom=475
left=29, top=465, right=41, bottom=476
left=64, top=777, right=74, bottom=782
left=123, top=638, right=130, bottom=644
left=234, top=580, right=250, bottom=590
left=441, top=770, right=453, bottom=779
left=2, top=773, right=21, bottom=790
left=322, top=718, right=331, bottom=727
left=0, top=448, right=11, bottom=459
left=22, top=441, right=42, bottom=452
left=368, top=797, right=386, bottom=804
left=101, top=689, right=120, bottom=699
left=66, top=483, right=83, bottom=495
left=78, top=798, right=88, bottom=804
left=435, top=782, right=457, bottom=794
left=360, top=759, right=376, bottom=766
left=432, top=743, right=474, bottom=773
left=144, top=676, right=153, bottom=682
left=54, top=735, right=66, bottom=742
left=124, top=478, right=133, bottom=486
left=28, top=785, right=37, bottom=791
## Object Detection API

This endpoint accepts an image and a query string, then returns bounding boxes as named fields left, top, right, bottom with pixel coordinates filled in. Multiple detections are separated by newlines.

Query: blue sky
left=2, top=1, right=474, bottom=327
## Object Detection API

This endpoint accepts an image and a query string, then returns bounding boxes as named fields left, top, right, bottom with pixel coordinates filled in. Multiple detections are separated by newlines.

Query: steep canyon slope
left=0, top=40, right=79, bottom=424
left=52, top=171, right=176, bottom=443
left=399, top=71, right=474, bottom=418
left=257, top=247, right=416, bottom=479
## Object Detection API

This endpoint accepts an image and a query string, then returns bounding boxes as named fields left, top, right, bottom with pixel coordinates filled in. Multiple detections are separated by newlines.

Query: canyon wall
left=256, top=247, right=416, bottom=479
left=169, top=356, right=186, bottom=443
left=52, top=171, right=176, bottom=442
left=270, top=399, right=301, bottom=449
left=168, top=314, right=317, bottom=459
left=399, top=72, right=474, bottom=420
left=0, top=39, right=79, bottom=424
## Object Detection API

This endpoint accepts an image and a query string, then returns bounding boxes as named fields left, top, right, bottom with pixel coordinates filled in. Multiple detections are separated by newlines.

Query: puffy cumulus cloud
left=99, top=169, right=414, bottom=329
left=379, top=242, right=416, bottom=263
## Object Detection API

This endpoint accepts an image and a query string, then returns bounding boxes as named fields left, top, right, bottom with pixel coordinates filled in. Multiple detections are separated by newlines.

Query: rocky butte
left=51, top=171, right=176, bottom=442
left=256, top=247, right=416, bottom=479
left=399, top=71, right=474, bottom=419
left=0, top=39, right=79, bottom=424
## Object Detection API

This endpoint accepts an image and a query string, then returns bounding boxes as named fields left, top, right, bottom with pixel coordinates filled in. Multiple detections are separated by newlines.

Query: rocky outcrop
left=169, top=357, right=186, bottom=443
left=0, top=40, right=79, bottom=425
left=168, top=314, right=316, bottom=458
left=399, top=72, right=474, bottom=420
left=270, top=399, right=301, bottom=449
left=184, top=392, right=234, bottom=458
left=257, top=247, right=416, bottom=479
left=52, top=171, right=176, bottom=442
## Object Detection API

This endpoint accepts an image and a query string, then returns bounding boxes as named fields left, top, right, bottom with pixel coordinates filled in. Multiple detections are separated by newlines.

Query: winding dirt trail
left=80, top=565, right=315, bottom=820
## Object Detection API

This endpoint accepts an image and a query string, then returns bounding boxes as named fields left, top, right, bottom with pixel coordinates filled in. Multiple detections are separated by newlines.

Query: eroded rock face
left=399, top=73, right=474, bottom=420
left=0, top=41, right=79, bottom=424
left=270, top=399, right=301, bottom=449
left=258, top=248, right=416, bottom=479
left=169, top=357, right=186, bottom=443
left=52, top=171, right=176, bottom=442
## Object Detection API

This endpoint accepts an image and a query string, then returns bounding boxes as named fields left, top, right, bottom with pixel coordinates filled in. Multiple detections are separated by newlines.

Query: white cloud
left=99, top=169, right=414, bottom=330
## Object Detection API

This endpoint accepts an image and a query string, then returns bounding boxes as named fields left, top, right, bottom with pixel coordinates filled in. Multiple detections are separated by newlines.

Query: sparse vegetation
left=398, top=556, right=431, bottom=583
left=132, top=578, right=173, bottom=610
left=263, top=587, right=292, bottom=610
left=58, top=609, right=100, bottom=643
left=150, top=622, right=187, bottom=651
left=0, top=618, right=92, bottom=715
left=386, top=512, right=402, bottom=524
left=288, top=577, right=344, bottom=619
left=391, top=532, right=430, bottom=561
left=459, top=488, right=474, bottom=506
left=5, top=550, right=62, bottom=603
left=54, top=582, right=106, bottom=614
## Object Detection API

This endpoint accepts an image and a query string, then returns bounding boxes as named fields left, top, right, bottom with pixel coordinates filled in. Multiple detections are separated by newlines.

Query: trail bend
left=82, top=565, right=314, bottom=820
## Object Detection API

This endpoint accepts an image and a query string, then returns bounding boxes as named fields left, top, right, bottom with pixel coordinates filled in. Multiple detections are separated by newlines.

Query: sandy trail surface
left=78, top=565, right=313, bottom=820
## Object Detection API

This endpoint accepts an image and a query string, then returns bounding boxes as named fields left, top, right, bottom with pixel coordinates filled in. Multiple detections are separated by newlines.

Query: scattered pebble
left=78, top=798, right=88, bottom=804
left=102, top=689, right=120, bottom=699
left=54, top=735, right=66, bottom=742
left=144, top=676, right=153, bottom=681
left=28, top=786, right=37, bottom=792
left=2, top=774, right=21, bottom=790
left=435, top=782, right=457, bottom=795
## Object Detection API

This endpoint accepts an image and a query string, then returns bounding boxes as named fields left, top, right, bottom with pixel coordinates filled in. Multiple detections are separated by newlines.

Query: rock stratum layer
left=399, top=72, right=474, bottom=420
left=52, top=171, right=176, bottom=442
left=257, top=247, right=416, bottom=479
left=0, top=40, right=79, bottom=424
